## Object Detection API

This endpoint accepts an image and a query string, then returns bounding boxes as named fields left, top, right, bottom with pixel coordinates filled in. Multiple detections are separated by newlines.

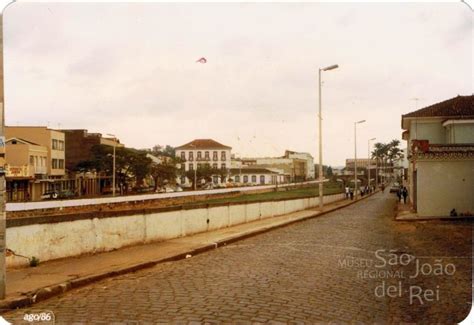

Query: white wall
left=417, top=160, right=474, bottom=217
left=6, top=193, right=345, bottom=268
left=7, top=181, right=319, bottom=211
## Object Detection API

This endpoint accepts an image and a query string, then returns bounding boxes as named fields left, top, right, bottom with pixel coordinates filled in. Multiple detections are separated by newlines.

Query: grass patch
left=184, top=182, right=343, bottom=207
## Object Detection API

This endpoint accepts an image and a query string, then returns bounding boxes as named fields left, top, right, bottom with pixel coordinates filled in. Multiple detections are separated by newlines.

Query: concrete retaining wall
left=6, top=193, right=345, bottom=268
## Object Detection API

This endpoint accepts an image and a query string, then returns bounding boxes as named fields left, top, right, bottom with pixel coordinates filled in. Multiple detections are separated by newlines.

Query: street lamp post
left=368, top=137, right=376, bottom=192
left=318, top=64, right=338, bottom=209
left=106, top=134, right=116, bottom=197
left=354, top=120, right=366, bottom=199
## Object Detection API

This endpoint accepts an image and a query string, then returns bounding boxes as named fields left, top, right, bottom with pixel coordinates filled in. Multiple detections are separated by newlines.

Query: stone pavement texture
left=2, top=191, right=472, bottom=324
left=1, top=195, right=358, bottom=307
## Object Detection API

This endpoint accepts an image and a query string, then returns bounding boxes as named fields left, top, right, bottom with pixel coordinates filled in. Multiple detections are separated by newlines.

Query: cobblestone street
left=3, top=192, right=472, bottom=324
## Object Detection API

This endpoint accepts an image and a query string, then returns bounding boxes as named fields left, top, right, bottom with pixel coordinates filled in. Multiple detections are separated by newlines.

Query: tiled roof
left=176, top=139, right=231, bottom=150
left=229, top=168, right=277, bottom=175
left=402, top=95, right=474, bottom=118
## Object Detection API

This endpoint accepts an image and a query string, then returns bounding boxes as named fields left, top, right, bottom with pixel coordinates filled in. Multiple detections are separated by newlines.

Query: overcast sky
left=3, top=2, right=472, bottom=166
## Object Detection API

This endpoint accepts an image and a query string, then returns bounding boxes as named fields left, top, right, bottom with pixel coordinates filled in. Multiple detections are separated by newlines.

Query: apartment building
left=6, top=126, right=66, bottom=177
left=61, top=129, right=124, bottom=172
left=401, top=95, right=474, bottom=217
left=1, top=138, right=48, bottom=201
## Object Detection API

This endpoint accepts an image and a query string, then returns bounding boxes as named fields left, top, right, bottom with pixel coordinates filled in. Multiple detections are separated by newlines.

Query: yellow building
left=4, top=126, right=72, bottom=201
left=1, top=138, right=48, bottom=201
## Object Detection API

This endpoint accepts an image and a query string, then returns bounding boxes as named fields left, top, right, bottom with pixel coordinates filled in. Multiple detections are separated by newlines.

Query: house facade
left=401, top=95, right=474, bottom=217
left=5, top=126, right=66, bottom=177
left=175, top=139, right=232, bottom=185
left=4, top=127, right=74, bottom=201
left=284, top=150, right=315, bottom=179
left=2, top=138, right=48, bottom=201
left=229, top=167, right=286, bottom=185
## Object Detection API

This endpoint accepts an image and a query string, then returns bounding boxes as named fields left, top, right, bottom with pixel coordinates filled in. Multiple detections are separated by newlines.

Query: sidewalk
left=0, top=192, right=376, bottom=311
left=395, top=201, right=474, bottom=221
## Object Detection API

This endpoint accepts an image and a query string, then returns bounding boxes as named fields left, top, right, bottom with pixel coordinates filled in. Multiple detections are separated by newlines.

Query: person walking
left=396, top=187, right=402, bottom=202
left=345, top=186, right=350, bottom=199
left=350, top=188, right=354, bottom=200
left=402, top=186, right=408, bottom=204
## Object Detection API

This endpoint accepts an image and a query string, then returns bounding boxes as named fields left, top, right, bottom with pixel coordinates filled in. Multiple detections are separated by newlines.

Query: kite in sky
left=196, top=57, right=207, bottom=63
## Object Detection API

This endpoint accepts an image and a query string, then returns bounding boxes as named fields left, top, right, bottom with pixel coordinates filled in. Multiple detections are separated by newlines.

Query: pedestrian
left=345, top=186, right=350, bottom=199
left=381, top=184, right=385, bottom=193
left=402, top=186, right=408, bottom=204
left=396, top=187, right=402, bottom=202
left=350, top=189, right=354, bottom=200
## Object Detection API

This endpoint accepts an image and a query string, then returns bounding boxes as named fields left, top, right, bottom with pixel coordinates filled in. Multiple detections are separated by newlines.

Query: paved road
left=3, top=192, right=472, bottom=324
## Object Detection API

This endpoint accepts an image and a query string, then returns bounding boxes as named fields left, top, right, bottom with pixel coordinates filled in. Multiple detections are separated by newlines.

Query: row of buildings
left=174, top=139, right=314, bottom=187
left=0, top=128, right=316, bottom=202
left=1, top=127, right=122, bottom=201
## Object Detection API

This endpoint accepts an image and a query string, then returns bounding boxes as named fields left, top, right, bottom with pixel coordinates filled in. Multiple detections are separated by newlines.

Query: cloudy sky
left=3, top=1, right=472, bottom=166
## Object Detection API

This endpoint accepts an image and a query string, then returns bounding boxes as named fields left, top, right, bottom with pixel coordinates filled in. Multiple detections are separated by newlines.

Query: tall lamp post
left=106, top=134, right=117, bottom=197
left=368, top=137, right=376, bottom=192
left=318, top=64, right=339, bottom=208
left=0, top=13, right=6, bottom=299
left=354, top=120, right=366, bottom=199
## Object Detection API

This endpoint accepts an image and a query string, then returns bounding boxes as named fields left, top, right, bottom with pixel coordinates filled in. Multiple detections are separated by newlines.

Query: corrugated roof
left=402, top=95, right=474, bottom=118
left=176, top=139, right=231, bottom=150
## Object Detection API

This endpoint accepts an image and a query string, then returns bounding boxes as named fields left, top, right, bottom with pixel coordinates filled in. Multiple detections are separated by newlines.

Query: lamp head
left=322, top=64, right=339, bottom=71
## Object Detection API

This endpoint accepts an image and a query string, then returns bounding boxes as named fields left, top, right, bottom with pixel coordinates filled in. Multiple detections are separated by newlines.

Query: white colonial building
left=401, top=95, right=474, bottom=218
left=175, top=139, right=232, bottom=185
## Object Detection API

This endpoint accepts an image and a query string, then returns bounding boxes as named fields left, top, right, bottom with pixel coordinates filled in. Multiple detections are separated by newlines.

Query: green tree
left=184, top=165, right=215, bottom=189
left=326, top=166, right=333, bottom=177
left=149, top=159, right=179, bottom=191
left=76, top=144, right=152, bottom=190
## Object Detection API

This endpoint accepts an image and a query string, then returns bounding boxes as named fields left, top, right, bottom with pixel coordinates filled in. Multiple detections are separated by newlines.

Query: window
left=58, top=140, right=65, bottom=151
left=213, top=176, right=219, bottom=184
left=29, top=156, right=34, bottom=165
left=212, top=163, right=218, bottom=169
left=52, top=139, right=58, bottom=150
left=221, top=151, right=226, bottom=160
left=180, top=152, right=185, bottom=160
left=260, top=175, right=265, bottom=184
left=189, top=164, right=194, bottom=171
left=197, top=151, right=202, bottom=160
left=197, top=163, right=201, bottom=169
left=34, top=156, right=38, bottom=167
left=59, top=159, right=64, bottom=169
left=205, top=151, right=210, bottom=160
left=52, top=159, right=58, bottom=169
left=235, top=175, right=240, bottom=183
left=188, top=151, right=194, bottom=161
left=243, top=175, right=248, bottom=183
left=180, top=176, right=186, bottom=184
left=252, top=175, right=257, bottom=183
left=221, top=163, right=226, bottom=169
left=213, top=151, right=218, bottom=161
left=181, top=163, right=185, bottom=170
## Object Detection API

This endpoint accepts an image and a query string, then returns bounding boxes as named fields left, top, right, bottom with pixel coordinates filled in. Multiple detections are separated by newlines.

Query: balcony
left=4, top=165, right=48, bottom=178
left=33, top=165, right=47, bottom=175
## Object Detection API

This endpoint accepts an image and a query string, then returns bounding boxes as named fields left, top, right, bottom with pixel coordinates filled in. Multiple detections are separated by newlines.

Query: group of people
left=344, top=185, right=375, bottom=200
left=397, top=186, right=409, bottom=204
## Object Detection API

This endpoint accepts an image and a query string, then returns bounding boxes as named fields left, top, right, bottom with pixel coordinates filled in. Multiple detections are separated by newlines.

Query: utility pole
left=0, top=14, right=6, bottom=299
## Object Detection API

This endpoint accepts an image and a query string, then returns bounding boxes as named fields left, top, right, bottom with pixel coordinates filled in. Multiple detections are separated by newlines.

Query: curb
left=0, top=192, right=377, bottom=312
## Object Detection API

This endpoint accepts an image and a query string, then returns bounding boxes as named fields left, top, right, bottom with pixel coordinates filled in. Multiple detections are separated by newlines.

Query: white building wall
left=417, top=159, right=474, bottom=217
